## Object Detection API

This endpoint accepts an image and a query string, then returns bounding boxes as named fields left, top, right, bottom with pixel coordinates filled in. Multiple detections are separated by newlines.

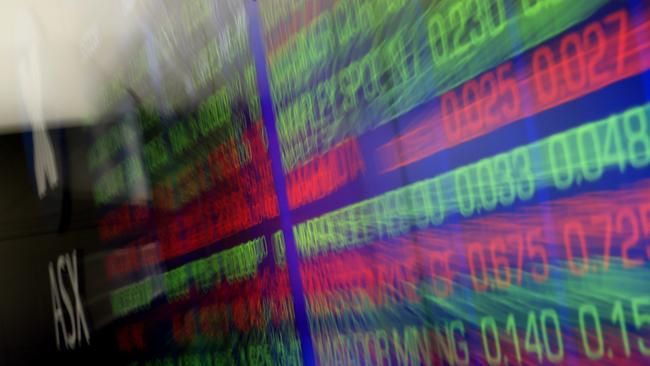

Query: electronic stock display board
left=4, top=0, right=650, bottom=365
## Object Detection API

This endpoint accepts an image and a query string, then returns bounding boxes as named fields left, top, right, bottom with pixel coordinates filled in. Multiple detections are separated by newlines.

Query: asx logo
left=48, top=250, right=90, bottom=350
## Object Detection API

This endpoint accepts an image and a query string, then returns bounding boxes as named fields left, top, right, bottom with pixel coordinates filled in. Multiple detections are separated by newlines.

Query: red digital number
left=560, top=32, right=587, bottom=92
left=468, top=242, right=490, bottom=292
left=490, top=236, right=511, bottom=289
left=526, top=228, right=549, bottom=283
left=616, top=207, right=644, bottom=268
left=508, top=233, right=525, bottom=285
left=431, top=250, right=454, bottom=298
left=532, top=46, right=558, bottom=104
left=639, top=203, right=650, bottom=261
left=562, top=220, right=590, bottom=276
left=442, top=91, right=463, bottom=143
left=497, top=62, right=521, bottom=120
left=590, top=213, right=613, bottom=271
left=479, top=72, right=499, bottom=126
left=462, top=79, right=483, bottom=134
left=583, top=22, right=609, bottom=85
left=604, top=10, right=629, bottom=75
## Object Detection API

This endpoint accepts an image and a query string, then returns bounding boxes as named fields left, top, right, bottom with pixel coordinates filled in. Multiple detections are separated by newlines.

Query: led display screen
left=2, top=0, right=650, bottom=365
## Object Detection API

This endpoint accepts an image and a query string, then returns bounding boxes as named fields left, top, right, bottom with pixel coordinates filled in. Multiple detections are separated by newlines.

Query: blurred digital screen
left=1, top=0, right=650, bottom=365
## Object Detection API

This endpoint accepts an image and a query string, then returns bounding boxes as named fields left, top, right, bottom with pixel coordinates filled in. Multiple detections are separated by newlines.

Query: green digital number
left=481, top=316, right=502, bottom=365
left=506, top=313, right=522, bottom=363
left=525, top=311, right=543, bottom=362
left=611, top=300, right=631, bottom=357
left=477, top=159, right=498, bottom=211
left=622, top=107, right=650, bottom=168
left=540, top=309, right=564, bottom=363
left=548, top=134, right=574, bottom=190
left=428, top=13, right=449, bottom=65
left=455, top=167, right=476, bottom=217
left=576, top=124, right=604, bottom=182
left=631, top=296, right=650, bottom=356
left=512, top=147, right=535, bottom=200
left=492, top=154, right=516, bottom=206
left=579, top=303, right=604, bottom=360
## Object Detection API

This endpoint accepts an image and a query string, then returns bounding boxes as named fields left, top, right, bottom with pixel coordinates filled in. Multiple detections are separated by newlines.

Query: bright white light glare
left=0, top=0, right=145, bottom=134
